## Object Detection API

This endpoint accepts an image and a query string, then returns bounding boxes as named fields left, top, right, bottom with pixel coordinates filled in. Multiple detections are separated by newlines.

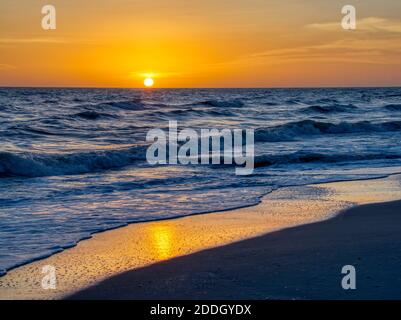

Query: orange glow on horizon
left=0, top=1, right=400, bottom=88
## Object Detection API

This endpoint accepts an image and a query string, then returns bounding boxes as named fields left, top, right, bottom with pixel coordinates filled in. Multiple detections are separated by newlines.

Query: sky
left=0, top=0, right=400, bottom=88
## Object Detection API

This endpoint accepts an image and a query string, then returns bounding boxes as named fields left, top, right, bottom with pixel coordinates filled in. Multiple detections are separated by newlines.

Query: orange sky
left=0, top=0, right=400, bottom=88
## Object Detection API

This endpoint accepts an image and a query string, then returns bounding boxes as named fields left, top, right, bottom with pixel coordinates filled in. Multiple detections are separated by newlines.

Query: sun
left=144, top=77, right=154, bottom=88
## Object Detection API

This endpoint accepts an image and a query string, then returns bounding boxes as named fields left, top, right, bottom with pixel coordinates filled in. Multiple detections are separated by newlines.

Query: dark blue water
left=1, top=87, right=401, bottom=275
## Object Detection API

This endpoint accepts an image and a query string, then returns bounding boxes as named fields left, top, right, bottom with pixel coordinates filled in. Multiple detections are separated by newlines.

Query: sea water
left=1, top=87, right=401, bottom=274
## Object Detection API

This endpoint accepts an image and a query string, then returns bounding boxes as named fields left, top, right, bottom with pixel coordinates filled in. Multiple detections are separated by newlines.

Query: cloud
left=218, top=17, right=401, bottom=68
left=216, top=36, right=401, bottom=69
left=0, top=38, right=72, bottom=44
left=307, top=17, right=401, bottom=34
left=254, top=38, right=401, bottom=65
left=0, top=64, right=16, bottom=70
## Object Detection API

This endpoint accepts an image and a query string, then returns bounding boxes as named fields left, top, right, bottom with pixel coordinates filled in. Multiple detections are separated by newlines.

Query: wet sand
left=70, top=198, right=401, bottom=300
left=1, top=174, right=401, bottom=299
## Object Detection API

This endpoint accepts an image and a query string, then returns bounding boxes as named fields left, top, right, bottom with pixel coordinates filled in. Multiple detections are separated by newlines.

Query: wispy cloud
left=0, top=64, right=16, bottom=70
left=307, top=17, right=401, bottom=34
left=252, top=38, right=400, bottom=63
left=0, top=38, right=72, bottom=44
left=212, top=36, right=401, bottom=70
left=215, top=17, right=401, bottom=68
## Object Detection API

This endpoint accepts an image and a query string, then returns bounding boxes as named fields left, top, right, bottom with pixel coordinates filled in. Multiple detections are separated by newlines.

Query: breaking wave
left=0, top=146, right=146, bottom=178
left=255, top=120, right=401, bottom=142
left=253, top=151, right=401, bottom=168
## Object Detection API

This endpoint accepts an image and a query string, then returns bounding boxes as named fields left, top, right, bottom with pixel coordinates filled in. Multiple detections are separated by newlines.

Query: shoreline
left=1, top=174, right=401, bottom=299
left=2, top=171, right=399, bottom=277
left=70, top=198, right=401, bottom=300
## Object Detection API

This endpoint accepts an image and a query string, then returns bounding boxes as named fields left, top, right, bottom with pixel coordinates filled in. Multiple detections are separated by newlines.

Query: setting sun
left=144, top=77, right=154, bottom=88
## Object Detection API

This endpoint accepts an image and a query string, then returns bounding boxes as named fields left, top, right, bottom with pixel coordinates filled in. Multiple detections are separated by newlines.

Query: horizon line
left=1, top=85, right=401, bottom=90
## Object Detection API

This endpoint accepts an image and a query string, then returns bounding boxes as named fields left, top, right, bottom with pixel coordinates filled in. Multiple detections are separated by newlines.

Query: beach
left=1, top=0, right=401, bottom=305
left=1, top=174, right=401, bottom=300
left=2, top=87, right=401, bottom=285
left=70, top=198, right=401, bottom=300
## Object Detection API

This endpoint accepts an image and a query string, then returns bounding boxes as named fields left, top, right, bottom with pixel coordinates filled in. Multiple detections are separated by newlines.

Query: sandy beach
left=70, top=198, right=401, bottom=300
left=0, top=174, right=401, bottom=299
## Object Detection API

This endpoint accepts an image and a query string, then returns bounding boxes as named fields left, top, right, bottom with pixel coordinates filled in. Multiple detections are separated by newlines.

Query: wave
left=75, top=99, right=145, bottom=111
left=153, top=107, right=235, bottom=118
left=73, top=111, right=118, bottom=120
left=255, top=120, right=401, bottom=142
left=75, top=99, right=246, bottom=113
left=285, top=99, right=304, bottom=105
left=0, top=146, right=146, bottom=178
left=383, top=104, right=401, bottom=112
left=17, top=126, right=61, bottom=136
left=254, top=151, right=401, bottom=168
left=384, top=93, right=401, bottom=98
left=301, top=104, right=357, bottom=114
left=193, top=100, right=244, bottom=108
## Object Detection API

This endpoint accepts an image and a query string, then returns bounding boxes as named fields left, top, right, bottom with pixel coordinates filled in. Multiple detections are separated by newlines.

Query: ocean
left=1, top=87, right=401, bottom=275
